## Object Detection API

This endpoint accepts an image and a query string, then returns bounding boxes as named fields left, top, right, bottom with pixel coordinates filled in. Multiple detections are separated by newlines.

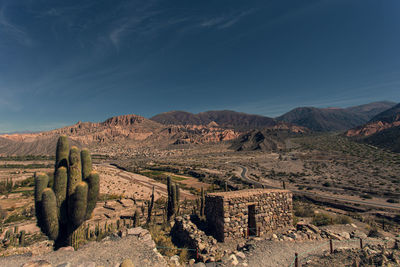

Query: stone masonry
left=205, top=189, right=292, bottom=242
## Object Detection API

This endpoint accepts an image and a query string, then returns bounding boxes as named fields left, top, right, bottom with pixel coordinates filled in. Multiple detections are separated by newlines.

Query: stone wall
left=171, top=215, right=218, bottom=262
left=205, top=189, right=292, bottom=242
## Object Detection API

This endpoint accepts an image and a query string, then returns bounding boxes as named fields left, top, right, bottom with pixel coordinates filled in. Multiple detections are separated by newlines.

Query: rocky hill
left=0, top=114, right=242, bottom=155
left=345, top=103, right=400, bottom=152
left=150, top=110, right=278, bottom=130
left=276, top=101, right=396, bottom=132
left=229, top=129, right=305, bottom=152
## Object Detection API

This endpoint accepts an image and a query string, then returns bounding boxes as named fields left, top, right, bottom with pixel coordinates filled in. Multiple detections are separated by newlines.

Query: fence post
left=295, top=252, right=298, bottom=267
left=330, top=239, right=333, bottom=254
left=196, top=247, right=199, bottom=260
left=360, top=238, right=363, bottom=249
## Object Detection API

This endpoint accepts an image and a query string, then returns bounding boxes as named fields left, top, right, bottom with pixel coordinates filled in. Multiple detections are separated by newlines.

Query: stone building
left=205, top=189, right=292, bottom=242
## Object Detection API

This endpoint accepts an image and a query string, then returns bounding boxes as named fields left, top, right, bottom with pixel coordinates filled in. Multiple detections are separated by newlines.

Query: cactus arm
left=81, top=149, right=92, bottom=180
left=34, top=173, right=49, bottom=227
left=68, top=146, right=82, bottom=198
left=70, top=182, right=88, bottom=227
left=41, top=188, right=59, bottom=240
left=55, top=136, right=69, bottom=169
left=53, top=166, right=68, bottom=223
left=85, top=171, right=99, bottom=219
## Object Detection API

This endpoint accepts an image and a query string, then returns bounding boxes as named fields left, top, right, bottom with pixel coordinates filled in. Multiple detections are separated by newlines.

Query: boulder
left=229, top=254, right=239, bottom=266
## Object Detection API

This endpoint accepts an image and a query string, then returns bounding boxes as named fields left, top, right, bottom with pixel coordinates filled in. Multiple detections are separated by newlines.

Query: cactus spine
left=34, top=136, right=99, bottom=249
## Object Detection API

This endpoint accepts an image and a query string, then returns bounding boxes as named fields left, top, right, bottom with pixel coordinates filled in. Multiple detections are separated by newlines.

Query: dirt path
left=237, top=165, right=400, bottom=211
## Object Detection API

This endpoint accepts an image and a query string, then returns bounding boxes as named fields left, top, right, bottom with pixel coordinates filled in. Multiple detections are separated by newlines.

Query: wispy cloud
left=108, top=9, right=190, bottom=50
left=200, top=9, right=254, bottom=29
left=0, top=5, right=32, bottom=46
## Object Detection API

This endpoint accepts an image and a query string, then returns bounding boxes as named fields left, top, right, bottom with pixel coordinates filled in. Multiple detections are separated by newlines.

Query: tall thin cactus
left=200, top=187, right=205, bottom=218
left=133, top=209, right=140, bottom=227
left=167, top=177, right=180, bottom=221
left=175, top=183, right=180, bottom=215
left=167, top=176, right=174, bottom=221
left=147, top=186, right=155, bottom=224
left=34, top=136, right=99, bottom=249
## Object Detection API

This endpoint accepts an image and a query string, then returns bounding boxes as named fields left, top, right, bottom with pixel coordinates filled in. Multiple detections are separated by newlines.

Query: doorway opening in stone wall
left=248, top=204, right=257, bottom=236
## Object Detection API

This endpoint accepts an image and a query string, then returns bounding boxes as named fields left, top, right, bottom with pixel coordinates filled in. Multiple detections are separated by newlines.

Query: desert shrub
left=4, top=212, right=29, bottom=224
left=293, top=216, right=299, bottom=226
left=322, top=182, right=331, bottom=187
left=367, top=226, right=381, bottom=237
left=334, top=215, right=352, bottom=224
left=0, top=205, right=7, bottom=221
left=179, top=247, right=189, bottom=264
left=148, top=224, right=177, bottom=257
left=98, top=193, right=124, bottom=201
left=18, top=176, right=35, bottom=187
left=386, top=198, right=399, bottom=203
left=312, top=213, right=334, bottom=226
left=22, top=190, right=34, bottom=197
left=360, top=194, right=372, bottom=199
left=294, top=203, right=314, bottom=217
left=155, top=196, right=167, bottom=206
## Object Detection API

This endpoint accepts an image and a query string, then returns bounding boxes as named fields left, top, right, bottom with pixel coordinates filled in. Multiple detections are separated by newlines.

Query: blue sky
left=0, top=0, right=399, bottom=133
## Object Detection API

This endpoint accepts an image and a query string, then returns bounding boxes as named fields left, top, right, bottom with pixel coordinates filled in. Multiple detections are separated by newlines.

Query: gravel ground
left=0, top=235, right=167, bottom=267
left=244, top=238, right=384, bottom=267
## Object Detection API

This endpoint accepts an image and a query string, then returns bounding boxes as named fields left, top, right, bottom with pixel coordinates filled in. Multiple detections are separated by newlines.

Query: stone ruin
left=205, top=189, right=293, bottom=241
left=170, top=189, right=293, bottom=262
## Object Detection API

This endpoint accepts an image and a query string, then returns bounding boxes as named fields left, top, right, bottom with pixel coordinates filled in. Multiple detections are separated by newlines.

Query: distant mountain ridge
left=0, top=101, right=397, bottom=155
left=150, top=110, right=277, bottom=130
left=345, top=103, right=400, bottom=152
left=276, top=101, right=396, bottom=132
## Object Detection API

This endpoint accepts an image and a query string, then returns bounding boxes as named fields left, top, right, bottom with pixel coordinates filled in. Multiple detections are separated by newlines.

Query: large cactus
left=34, top=136, right=99, bottom=249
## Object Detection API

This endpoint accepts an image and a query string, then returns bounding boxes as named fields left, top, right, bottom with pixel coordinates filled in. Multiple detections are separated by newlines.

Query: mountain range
left=0, top=101, right=398, bottom=155
left=276, top=101, right=396, bottom=132
left=346, top=103, right=400, bottom=152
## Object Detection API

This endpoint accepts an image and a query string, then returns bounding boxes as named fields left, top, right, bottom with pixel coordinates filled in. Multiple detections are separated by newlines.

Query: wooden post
left=330, top=239, right=333, bottom=254
left=360, top=238, right=363, bottom=249
left=196, top=247, right=199, bottom=260
left=382, top=219, right=385, bottom=231
left=295, top=252, right=298, bottom=267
